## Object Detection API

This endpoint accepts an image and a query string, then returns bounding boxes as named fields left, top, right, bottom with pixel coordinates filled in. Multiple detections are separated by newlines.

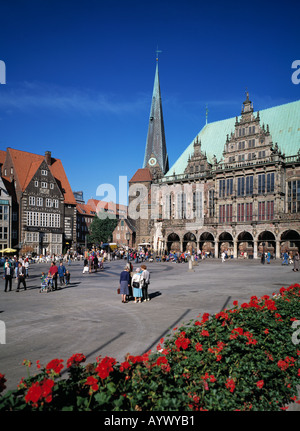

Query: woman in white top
left=131, top=268, right=143, bottom=303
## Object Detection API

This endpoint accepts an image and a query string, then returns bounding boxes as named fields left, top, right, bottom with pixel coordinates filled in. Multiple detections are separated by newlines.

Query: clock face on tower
left=148, top=157, right=157, bottom=166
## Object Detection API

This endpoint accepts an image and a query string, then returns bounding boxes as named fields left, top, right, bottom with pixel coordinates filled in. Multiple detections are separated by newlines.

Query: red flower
left=277, top=359, right=289, bottom=371
left=156, top=356, right=168, bottom=366
left=195, top=342, right=203, bottom=352
left=201, top=330, right=209, bottom=337
left=45, top=359, right=64, bottom=375
left=25, top=382, right=42, bottom=407
left=256, top=380, right=264, bottom=389
left=120, top=360, right=131, bottom=372
left=95, top=356, right=116, bottom=379
left=85, top=376, right=99, bottom=392
left=25, top=378, right=55, bottom=407
left=175, top=335, right=191, bottom=350
left=66, top=353, right=86, bottom=368
left=225, top=378, right=235, bottom=393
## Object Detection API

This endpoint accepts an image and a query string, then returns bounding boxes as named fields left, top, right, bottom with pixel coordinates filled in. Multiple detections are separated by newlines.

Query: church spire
left=143, top=57, right=169, bottom=176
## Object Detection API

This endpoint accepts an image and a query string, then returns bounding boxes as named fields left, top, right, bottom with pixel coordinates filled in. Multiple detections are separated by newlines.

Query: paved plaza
left=0, top=257, right=299, bottom=394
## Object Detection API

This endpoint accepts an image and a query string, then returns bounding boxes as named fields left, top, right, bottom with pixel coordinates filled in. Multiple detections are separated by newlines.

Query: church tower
left=143, top=57, right=169, bottom=178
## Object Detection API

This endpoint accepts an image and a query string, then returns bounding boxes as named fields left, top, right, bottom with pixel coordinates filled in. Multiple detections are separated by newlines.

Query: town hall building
left=129, top=59, right=300, bottom=259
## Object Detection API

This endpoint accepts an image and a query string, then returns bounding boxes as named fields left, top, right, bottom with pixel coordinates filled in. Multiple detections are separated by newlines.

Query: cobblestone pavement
left=0, top=257, right=299, bottom=409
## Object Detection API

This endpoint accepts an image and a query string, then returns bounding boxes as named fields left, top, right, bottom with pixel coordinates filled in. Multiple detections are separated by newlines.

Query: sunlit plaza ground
left=0, top=257, right=299, bottom=394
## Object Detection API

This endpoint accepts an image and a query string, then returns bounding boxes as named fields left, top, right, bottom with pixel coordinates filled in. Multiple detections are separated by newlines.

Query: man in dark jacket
left=4, top=262, right=12, bottom=292
left=16, top=262, right=27, bottom=292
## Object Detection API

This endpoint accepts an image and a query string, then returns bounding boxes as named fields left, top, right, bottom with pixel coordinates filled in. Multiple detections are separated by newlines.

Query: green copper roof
left=166, top=99, right=300, bottom=176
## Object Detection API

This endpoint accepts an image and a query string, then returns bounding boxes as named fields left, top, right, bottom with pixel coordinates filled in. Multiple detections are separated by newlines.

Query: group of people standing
left=119, top=264, right=150, bottom=304
left=3, top=257, right=29, bottom=292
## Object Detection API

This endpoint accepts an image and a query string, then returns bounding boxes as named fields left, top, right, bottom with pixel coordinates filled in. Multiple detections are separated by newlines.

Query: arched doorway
left=280, top=230, right=300, bottom=255
left=237, top=231, right=254, bottom=259
left=183, top=232, right=197, bottom=253
left=219, top=232, right=233, bottom=256
left=199, top=232, right=215, bottom=257
left=167, top=233, right=180, bottom=253
left=258, top=231, right=276, bottom=258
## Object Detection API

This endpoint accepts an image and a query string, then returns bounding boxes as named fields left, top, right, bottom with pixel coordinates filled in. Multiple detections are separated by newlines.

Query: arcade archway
left=167, top=233, right=181, bottom=253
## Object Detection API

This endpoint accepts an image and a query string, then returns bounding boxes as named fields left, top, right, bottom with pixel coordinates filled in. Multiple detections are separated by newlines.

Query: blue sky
left=0, top=0, right=299, bottom=205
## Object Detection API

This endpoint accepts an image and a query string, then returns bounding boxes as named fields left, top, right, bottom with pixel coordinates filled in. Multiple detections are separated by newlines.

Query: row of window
left=219, top=173, right=275, bottom=197
left=25, top=232, right=62, bottom=243
left=34, top=181, right=55, bottom=189
left=29, top=196, right=59, bottom=208
left=0, top=226, right=8, bottom=240
left=27, top=212, right=60, bottom=228
left=228, top=151, right=266, bottom=163
left=164, top=191, right=204, bottom=220
left=287, top=180, right=300, bottom=213
left=237, top=126, right=256, bottom=137
left=219, top=201, right=274, bottom=223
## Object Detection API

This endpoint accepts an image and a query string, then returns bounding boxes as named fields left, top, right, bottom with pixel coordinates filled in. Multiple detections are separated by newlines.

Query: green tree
left=88, top=216, right=118, bottom=245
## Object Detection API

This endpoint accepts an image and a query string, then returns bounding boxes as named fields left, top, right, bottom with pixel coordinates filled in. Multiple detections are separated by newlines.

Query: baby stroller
left=40, top=274, right=54, bottom=293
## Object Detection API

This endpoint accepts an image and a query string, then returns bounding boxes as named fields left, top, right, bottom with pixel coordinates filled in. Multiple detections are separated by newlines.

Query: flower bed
left=1, top=283, right=300, bottom=411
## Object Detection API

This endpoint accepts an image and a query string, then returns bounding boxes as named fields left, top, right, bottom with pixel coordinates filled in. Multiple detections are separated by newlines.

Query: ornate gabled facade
left=1, top=148, right=77, bottom=255
left=129, top=64, right=300, bottom=258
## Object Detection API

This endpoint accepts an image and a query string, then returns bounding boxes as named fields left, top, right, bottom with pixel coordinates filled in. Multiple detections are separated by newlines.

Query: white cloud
left=0, top=81, right=149, bottom=116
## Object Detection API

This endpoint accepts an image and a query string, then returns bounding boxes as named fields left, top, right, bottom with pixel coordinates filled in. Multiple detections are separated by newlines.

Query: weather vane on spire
left=156, top=46, right=162, bottom=61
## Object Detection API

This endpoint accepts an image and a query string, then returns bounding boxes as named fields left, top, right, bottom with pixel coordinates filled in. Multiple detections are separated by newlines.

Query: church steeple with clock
left=143, top=54, right=169, bottom=178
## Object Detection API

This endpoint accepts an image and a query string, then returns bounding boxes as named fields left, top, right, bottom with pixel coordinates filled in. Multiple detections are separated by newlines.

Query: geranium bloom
left=67, top=353, right=86, bottom=368
left=120, top=360, right=131, bottom=372
left=195, top=342, right=203, bottom=352
left=201, top=330, right=209, bottom=337
left=85, top=376, right=99, bottom=392
left=225, top=378, right=235, bottom=393
left=45, top=359, right=64, bottom=375
left=175, top=337, right=191, bottom=350
left=256, top=380, right=264, bottom=389
left=95, top=356, right=116, bottom=379
left=277, top=359, right=289, bottom=371
left=25, top=378, right=55, bottom=407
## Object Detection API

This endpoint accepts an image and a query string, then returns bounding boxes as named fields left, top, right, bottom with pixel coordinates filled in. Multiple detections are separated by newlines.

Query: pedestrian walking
left=48, top=261, right=58, bottom=290
left=65, top=270, right=71, bottom=285
left=58, top=262, right=66, bottom=286
left=119, top=266, right=130, bottom=303
left=282, top=251, right=289, bottom=265
left=293, top=252, right=299, bottom=272
left=141, top=264, right=150, bottom=302
left=3, top=262, right=12, bottom=292
left=131, top=268, right=143, bottom=303
left=16, top=262, right=27, bottom=292
left=266, top=251, right=271, bottom=264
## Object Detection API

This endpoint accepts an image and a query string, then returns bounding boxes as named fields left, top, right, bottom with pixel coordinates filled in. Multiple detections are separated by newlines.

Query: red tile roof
left=0, top=150, right=6, bottom=165
left=129, top=168, right=152, bottom=183
left=76, top=203, right=96, bottom=216
left=87, top=199, right=127, bottom=216
left=2, top=148, right=76, bottom=205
